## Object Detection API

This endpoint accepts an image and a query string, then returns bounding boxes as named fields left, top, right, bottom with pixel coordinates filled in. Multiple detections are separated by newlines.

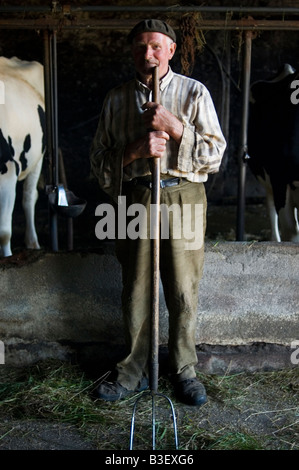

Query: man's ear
left=169, top=42, right=176, bottom=60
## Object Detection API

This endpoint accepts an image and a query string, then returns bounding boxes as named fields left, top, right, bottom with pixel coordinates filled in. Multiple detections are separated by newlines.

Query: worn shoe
left=173, top=378, right=207, bottom=406
left=95, top=377, right=148, bottom=402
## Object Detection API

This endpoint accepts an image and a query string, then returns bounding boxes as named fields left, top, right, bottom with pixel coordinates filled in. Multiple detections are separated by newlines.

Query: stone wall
left=1, top=242, right=298, bottom=367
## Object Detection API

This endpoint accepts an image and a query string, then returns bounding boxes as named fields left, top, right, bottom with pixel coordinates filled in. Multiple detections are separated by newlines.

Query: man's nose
left=145, top=46, right=154, bottom=59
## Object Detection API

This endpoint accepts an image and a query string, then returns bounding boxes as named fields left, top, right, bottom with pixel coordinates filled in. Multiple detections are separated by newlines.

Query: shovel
left=129, top=66, right=179, bottom=450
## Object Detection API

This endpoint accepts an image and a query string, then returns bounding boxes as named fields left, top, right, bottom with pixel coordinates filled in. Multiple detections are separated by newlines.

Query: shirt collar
left=160, top=67, right=173, bottom=91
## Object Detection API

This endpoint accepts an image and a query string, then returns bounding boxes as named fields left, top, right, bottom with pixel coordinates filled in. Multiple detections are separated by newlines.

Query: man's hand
left=141, top=102, right=183, bottom=144
left=123, top=131, right=169, bottom=167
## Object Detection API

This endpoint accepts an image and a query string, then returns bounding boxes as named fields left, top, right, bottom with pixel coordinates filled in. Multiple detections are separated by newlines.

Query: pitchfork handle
left=150, top=66, right=160, bottom=393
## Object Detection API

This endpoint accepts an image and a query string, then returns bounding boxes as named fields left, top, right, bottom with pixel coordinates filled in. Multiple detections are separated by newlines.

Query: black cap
left=128, top=19, right=176, bottom=44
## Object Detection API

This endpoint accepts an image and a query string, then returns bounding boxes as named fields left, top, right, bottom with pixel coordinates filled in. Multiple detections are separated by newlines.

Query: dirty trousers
left=115, top=180, right=207, bottom=390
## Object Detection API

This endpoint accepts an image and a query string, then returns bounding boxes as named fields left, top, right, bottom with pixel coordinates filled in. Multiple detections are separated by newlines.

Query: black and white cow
left=0, top=56, right=45, bottom=256
left=247, top=64, right=299, bottom=242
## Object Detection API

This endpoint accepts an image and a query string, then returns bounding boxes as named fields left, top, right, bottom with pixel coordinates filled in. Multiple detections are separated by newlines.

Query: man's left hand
left=142, top=102, right=183, bottom=144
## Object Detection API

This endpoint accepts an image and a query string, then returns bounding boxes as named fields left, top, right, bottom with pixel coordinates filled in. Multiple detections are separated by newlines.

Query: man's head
left=129, top=19, right=177, bottom=81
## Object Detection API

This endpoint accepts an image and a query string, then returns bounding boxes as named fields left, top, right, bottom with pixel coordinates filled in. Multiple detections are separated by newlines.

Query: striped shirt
left=90, top=67, right=226, bottom=202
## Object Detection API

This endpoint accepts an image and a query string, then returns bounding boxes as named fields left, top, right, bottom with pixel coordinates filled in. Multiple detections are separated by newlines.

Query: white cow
left=0, top=56, right=45, bottom=256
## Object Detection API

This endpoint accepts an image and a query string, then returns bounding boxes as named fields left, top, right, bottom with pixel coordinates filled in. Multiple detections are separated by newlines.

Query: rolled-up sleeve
left=177, top=85, right=226, bottom=175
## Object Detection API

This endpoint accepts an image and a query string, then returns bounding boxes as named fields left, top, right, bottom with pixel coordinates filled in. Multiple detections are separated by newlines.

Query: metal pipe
left=43, top=30, right=59, bottom=252
left=52, top=30, right=59, bottom=188
left=1, top=5, right=299, bottom=14
left=57, top=6, right=299, bottom=14
left=222, top=35, right=231, bottom=149
left=1, top=18, right=299, bottom=31
left=43, top=30, right=53, bottom=188
left=236, top=31, right=252, bottom=241
left=0, top=6, right=52, bottom=12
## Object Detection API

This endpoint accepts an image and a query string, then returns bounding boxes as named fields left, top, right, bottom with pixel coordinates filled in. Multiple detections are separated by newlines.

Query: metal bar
left=152, top=394, right=156, bottom=450
left=236, top=31, right=252, bottom=241
left=1, top=5, right=299, bottom=14
left=43, top=30, right=53, bottom=188
left=1, top=18, right=299, bottom=31
left=43, top=30, right=59, bottom=252
left=68, top=6, right=299, bottom=14
left=0, top=6, right=52, bottom=13
left=52, top=30, right=59, bottom=188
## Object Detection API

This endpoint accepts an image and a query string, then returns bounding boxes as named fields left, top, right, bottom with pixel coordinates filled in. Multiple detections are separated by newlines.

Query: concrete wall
left=0, top=242, right=298, bottom=366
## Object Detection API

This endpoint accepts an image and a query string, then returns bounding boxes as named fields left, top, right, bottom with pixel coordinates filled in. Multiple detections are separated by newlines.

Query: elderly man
left=90, top=19, right=226, bottom=406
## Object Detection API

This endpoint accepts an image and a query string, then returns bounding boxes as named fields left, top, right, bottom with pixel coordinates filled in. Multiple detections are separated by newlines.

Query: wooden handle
left=152, top=65, right=160, bottom=104
left=150, top=65, right=160, bottom=393
left=151, top=65, right=160, bottom=207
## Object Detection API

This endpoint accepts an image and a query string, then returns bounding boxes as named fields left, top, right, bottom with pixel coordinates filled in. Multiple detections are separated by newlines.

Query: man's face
left=131, top=32, right=176, bottom=82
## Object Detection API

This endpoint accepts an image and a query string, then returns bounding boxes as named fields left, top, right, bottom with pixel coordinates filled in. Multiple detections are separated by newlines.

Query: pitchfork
left=129, top=66, right=179, bottom=451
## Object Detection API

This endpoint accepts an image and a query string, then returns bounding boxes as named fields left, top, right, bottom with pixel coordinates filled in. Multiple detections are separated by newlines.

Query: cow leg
left=0, top=172, right=17, bottom=257
left=279, top=184, right=299, bottom=242
left=22, top=158, right=42, bottom=250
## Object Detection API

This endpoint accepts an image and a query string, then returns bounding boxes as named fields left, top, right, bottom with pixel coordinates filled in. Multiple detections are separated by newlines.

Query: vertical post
left=52, top=30, right=59, bottom=188
left=150, top=66, right=160, bottom=394
left=43, top=30, right=53, bottom=187
left=44, top=29, right=59, bottom=251
left=223, top=33, right=231, bottom=148
left=236, top=30, right=252, bottom=241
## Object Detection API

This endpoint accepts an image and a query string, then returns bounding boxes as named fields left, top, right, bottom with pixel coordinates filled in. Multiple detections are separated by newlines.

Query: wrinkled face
left=131, top=32, right=176, bottom=82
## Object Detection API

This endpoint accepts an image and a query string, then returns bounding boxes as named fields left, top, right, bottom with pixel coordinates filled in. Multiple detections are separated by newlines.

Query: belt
left=123, top=176, right=185, bottom=190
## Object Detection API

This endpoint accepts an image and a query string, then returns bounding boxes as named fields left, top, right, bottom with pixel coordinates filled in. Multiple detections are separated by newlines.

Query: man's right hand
left=123, top=131, right=169, bottom=167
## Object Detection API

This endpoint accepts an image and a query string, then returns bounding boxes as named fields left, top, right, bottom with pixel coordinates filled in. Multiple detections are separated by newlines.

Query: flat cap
left=128, top=19, right=176, bottom=44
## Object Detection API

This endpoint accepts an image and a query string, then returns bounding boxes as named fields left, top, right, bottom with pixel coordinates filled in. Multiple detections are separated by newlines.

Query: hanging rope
left=180, top=12, right=206, bottom=76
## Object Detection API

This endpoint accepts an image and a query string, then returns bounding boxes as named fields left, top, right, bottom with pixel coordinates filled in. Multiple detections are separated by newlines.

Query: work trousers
left=115, top=179, right=207, bottom=390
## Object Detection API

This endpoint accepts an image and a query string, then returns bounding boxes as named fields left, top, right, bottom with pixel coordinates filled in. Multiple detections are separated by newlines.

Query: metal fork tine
left=129, top=390, right=179, bottom=450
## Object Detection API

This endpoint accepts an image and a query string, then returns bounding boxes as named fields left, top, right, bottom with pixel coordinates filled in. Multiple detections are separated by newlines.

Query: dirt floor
left=0, top=351, right=298, bottom=453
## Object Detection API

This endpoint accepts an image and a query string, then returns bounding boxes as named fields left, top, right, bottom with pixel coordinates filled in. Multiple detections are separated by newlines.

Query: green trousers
left=115, top=179, right=207, bottom=390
